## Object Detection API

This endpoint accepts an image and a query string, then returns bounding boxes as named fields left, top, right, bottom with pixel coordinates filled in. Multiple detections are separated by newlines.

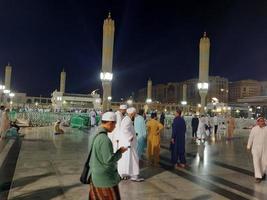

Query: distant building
left=260, top=81, right=267, bottom=96
left=208, top=76, right=229, bottom=103
left=184, top=76, right=228, bottom=105
left=229, top=79, right=261, bottom=103
left=136, top=76, right=228, bottom=105
left=137, top=88, right=146, bottom=103
left=137, top=82, right=182, bottom=104
left=51, top=91, right=101, bottom=111
left=7, top=92, right=51, bottom=108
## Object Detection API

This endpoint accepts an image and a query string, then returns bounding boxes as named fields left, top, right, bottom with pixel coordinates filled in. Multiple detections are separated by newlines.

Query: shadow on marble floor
left=11, top=172, right=55, bottom=188
left=10, top=183, right=81, bottom=200
left=140, top=165, right=166, bottom=179
left=167, top=194, right=212, bottom=200
left=191, top=194, right=212, bottom=200
left=1, top=173, right=55, bottom=200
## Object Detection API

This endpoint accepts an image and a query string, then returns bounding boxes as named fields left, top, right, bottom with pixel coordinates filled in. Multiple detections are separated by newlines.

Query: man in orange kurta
left=227, top=116, right=236, bottom=140
left=147, top=112, right=164, bottom=165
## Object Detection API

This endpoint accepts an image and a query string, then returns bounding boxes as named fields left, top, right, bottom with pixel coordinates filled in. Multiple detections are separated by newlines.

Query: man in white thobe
left=197, top=115, right=207, bottom=141
left=108, top=105, right=127, bottom=152
left=247, top=117, right=267, bottom=183
left=90, top=110, right=97, bottom=127
left=118, top=107, right=144, bottom=182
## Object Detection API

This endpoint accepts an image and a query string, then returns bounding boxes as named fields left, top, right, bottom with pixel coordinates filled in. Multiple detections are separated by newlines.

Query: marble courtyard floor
left=1, top=126, right=267, bottom=200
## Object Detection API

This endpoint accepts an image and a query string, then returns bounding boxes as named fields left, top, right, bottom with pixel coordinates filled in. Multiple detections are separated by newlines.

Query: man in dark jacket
left=170, top=109, right=187, bottom=168
left=191, top=114, right=199, bottom=139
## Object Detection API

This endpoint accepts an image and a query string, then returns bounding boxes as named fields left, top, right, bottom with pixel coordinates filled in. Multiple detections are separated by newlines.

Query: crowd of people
left=1, top=102, right=266, bottom=198
left=86, top=105, right=190, bottom=199
left=191, top=114, right=236, bottom=141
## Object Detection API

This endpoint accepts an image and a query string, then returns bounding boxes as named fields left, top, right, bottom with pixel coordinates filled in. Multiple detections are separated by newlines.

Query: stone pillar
left=5, top=63, right=12, bottom=90
left=60, top=69, right=66, bottom=93
left=101, top=12, right=115, bottom=111
left=182, top=84, right=187, bottom=101
left=198, top=32, right=210, bottom=113
left=147, top=78, right=152, bottom=101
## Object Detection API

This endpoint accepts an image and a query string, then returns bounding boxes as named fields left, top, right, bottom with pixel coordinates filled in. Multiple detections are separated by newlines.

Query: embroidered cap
left=119, top=105, right=127, bottom=110
left=102, top=112, right=116, bottom=122
left=127, top=107, right=136, bottom=114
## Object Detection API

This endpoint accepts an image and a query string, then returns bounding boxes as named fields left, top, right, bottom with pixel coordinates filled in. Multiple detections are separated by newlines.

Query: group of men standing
left=108, top=105, right=167, bottom=179
left=107, top=105, right=145, bottom=181
left=88, top=106, right=188, bottom=199
left=191, top=114, right=236, bottom=141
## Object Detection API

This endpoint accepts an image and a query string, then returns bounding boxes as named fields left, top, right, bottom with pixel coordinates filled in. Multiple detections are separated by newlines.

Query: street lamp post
left=3, top=89, right=10, bottom=105
left=9, top=92, right=15, bottom=108
left=197, top=82, right=209, bottom=114
left=100, top=72, right=113, bottom=111
left=127, top=99, right=133, bottom=106
left=181, top=100, right=187, bottom=114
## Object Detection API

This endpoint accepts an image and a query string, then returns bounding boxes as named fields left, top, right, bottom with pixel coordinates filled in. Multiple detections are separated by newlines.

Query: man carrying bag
left=80, top=111, right=127, bottom=200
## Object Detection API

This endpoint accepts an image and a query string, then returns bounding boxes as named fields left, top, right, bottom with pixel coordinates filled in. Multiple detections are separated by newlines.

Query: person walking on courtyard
left=213, top=114, right=219, bottom=135
left=118, top=107, right=144, bottom=181
left=191, top=114, right=199, bottom=139
left=197, top=115, right=207, bottom=141
left=89, top=112, right=128, bottom=199
left=0, top=108, right=10, bottom=139
left=227, top=115, right=236, bottom=140
left=0, top=106, right=4, bottom=127
left=147, top=112, right=164, bottom=166
left=205, top=115, right=212, bottom=137
left=90, top=109, right=97, bottom=127
left=247, top=117, right=267, bottom=183
left=134, top=109, right=147, bottom=158
left=160, top=112, right=165, bottom=126
left=170, top=109, right=187, bottom=168
left=109, top=105, right=127, bottom=152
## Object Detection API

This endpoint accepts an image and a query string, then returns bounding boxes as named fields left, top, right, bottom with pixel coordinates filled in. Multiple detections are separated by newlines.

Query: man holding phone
left=89, top=112, right=128, bottom=199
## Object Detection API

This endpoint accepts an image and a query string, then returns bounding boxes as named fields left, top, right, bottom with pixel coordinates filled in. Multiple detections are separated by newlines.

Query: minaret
left=198, top=32, right=210, bottom=113
left=60, top=69, right=66, bottom=93
left=100, top=12, right=115, bottom=111
left=146, top=78, right=152, bottom=103
left=5, top=63, right=12, bottom=90
left=182, top=84, right=187, bottom=102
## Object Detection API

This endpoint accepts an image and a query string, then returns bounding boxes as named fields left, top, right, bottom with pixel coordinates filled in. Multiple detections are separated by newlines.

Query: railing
left=9, top=111, right=256, bottom=129
left=10, top=111, right=93, bottom=127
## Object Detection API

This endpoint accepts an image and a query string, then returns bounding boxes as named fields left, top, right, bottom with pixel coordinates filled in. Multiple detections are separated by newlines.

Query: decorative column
left=100, top=12, right=115, bottom=111
left=5, top=63, right=12, bottom=91
left=198, top=32, right=210, bottom=113
left=60, top=69, right=66, bottom=93
left=146, top=78, right=152, bottom=103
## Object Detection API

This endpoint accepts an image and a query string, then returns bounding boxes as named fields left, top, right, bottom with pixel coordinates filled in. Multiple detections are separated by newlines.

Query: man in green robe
left=89, top=112, right=128, bottom=200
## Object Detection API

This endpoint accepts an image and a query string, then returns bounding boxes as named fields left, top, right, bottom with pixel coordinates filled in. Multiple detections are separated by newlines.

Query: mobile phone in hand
left=128, top=146, right=131, bottom=148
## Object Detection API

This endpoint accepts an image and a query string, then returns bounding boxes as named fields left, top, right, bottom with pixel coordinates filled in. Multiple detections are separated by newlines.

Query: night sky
left=0, top=0, right=267, bottom=100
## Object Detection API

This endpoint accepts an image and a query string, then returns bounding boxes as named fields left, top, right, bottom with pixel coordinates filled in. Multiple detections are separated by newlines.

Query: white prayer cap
left=256, top=116, right=264, bottom=121
left=127, top=107, right=136, bottom=114
left=102, top=112, right=116, bottom=122
left=119, top=104, right=127, bottom=110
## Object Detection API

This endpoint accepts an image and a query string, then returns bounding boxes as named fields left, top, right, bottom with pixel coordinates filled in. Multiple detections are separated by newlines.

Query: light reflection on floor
left=4, top=126, right=267, bottom=200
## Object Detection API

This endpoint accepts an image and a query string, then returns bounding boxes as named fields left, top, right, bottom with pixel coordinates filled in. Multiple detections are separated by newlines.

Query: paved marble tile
left=5, top=126, right=267, bottom=200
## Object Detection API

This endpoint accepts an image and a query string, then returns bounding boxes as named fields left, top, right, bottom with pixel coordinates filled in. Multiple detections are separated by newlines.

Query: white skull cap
left=126, top=107, right=136, bottom=114
left=119, top=105, right=127, bottom=109
left=102, top=112, right=116, bottom=122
